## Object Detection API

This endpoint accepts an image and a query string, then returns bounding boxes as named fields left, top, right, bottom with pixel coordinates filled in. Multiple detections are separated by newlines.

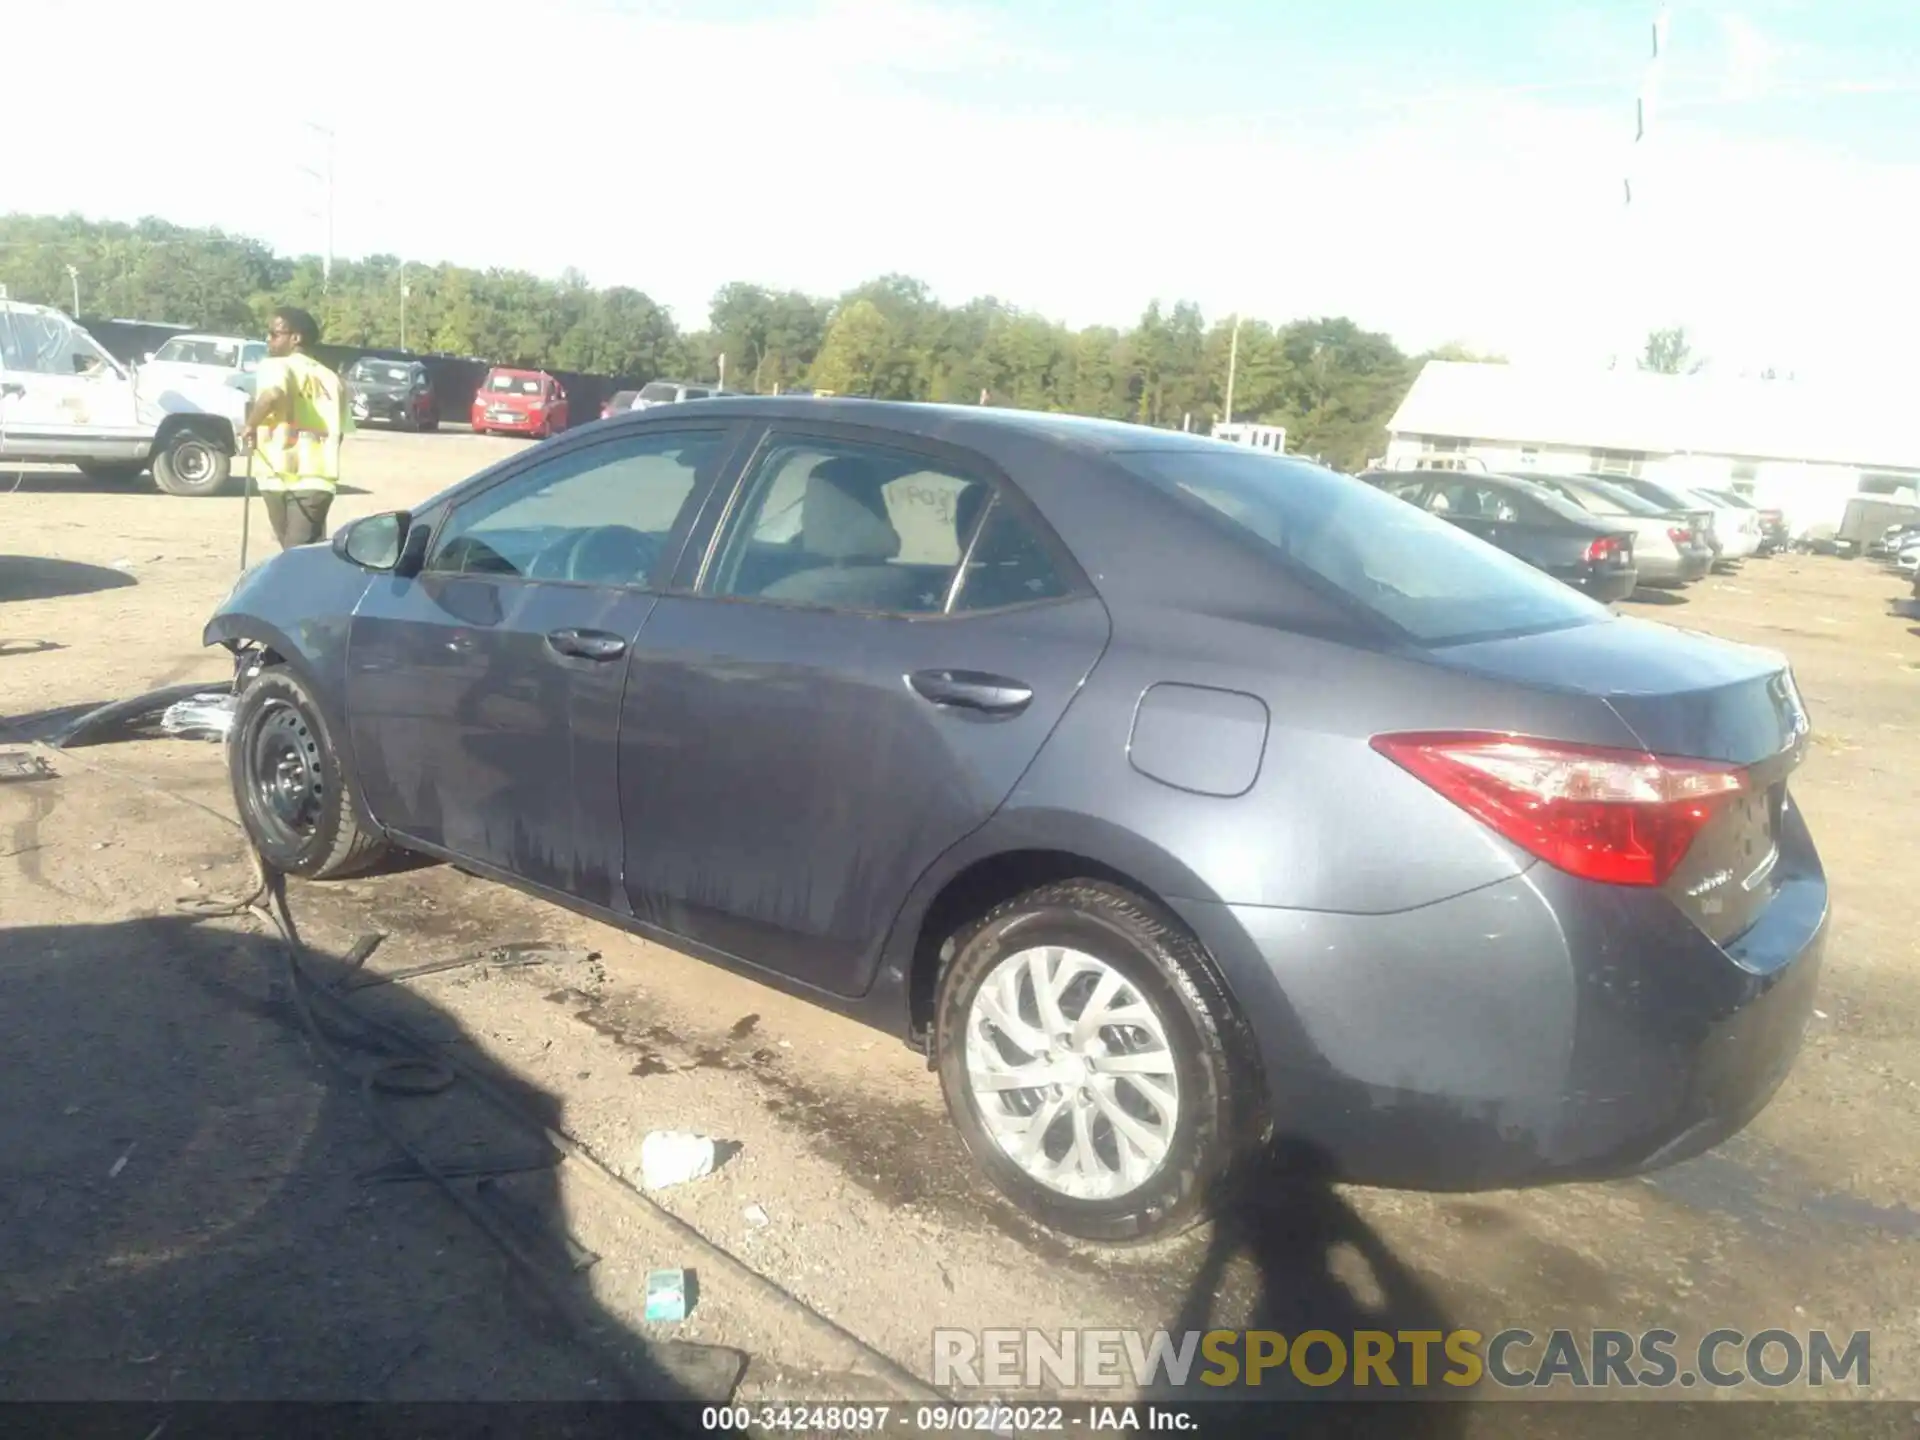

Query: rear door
left=344, top=422, right=745, bottom=904
left=614, top=422, right=1111, bottom=995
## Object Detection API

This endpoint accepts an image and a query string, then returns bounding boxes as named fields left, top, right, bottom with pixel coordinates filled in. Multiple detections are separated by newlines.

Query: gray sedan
left=205, top=398, right=1828, bottom=1242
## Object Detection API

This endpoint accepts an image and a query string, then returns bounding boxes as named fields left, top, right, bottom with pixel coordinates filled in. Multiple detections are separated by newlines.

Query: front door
left=343, top=424, right=739, bottom=905
left=617, top=426, right=1111, bottom=996
left=0, top=307, right=144, bottom=464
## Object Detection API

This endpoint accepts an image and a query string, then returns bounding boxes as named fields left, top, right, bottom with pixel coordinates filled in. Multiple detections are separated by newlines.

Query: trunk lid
left=1433, top=616, right=1811, bottom=942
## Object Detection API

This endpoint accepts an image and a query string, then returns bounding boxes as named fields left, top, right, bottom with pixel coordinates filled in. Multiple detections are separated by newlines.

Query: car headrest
left=802, top=458, right=901, bottom=562
left=954, top=481, right=992, bottom=549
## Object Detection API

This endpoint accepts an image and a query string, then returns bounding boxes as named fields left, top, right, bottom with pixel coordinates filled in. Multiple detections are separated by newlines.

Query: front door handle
left=546, top=627, right=627, bottom=661
left=908, top=668, right=1033, bottom=714
left=0, top=382, right=23, bottom=400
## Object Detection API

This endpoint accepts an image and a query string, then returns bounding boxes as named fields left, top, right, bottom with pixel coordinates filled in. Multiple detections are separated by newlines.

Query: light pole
left=1223, top=314, right=1241, bottom=426
left=399, top=261, right=409, bottom=350
left=64, top=264, right=79, bottom=317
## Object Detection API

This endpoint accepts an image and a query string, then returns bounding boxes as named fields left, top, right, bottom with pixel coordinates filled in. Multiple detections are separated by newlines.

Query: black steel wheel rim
left=173, top=438, right=215, bottom=484
left=247, top=700, right=324, bottom=848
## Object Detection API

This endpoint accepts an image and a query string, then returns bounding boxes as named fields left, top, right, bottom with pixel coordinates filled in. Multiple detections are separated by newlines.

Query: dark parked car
left=204, top=400, right=1827, bottom=1241
left=1363, top=470, right=1640, bottom=603
left=345, top=358, right=438, bottom=431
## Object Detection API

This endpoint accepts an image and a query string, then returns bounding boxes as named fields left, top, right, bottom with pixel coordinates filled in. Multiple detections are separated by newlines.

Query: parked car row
left=1867, top=520, right=1920, bottom=597
left=1358, top=466, right=1783, bottom=601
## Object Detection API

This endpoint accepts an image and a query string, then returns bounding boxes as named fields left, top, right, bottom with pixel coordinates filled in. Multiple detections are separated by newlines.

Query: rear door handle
left=908, top=669, right=1033, bottom=714
left=546, top=627, right=627, bottom=661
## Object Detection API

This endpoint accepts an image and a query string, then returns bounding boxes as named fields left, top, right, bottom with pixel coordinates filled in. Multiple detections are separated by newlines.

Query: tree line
left=12, top=212, right=1740, bottom=470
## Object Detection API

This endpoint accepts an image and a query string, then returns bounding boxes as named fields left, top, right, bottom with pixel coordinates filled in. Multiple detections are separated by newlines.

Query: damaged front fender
left=203, top=544, right=376, bottom=744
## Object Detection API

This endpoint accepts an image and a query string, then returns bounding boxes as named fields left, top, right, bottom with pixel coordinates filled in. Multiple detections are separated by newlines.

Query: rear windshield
left=638, top=381, right=682, bottom=401
left=351, top=361, right=413, bottom=383
left=1532, top=474, right=1665, bottom=516
left=154, top=337, right=242, bottom=366
left=1114, top=448, right=1607, bottom=646
left=486, top=373, right=543, bottom=394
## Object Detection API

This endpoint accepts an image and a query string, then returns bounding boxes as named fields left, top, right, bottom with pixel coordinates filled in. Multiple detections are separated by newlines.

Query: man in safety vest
left=241, top=305, right=353, bottom=548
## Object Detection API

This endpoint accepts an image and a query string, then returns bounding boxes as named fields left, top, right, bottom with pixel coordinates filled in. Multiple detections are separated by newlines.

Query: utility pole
left=399, top=261, right=409, bottom=350
left=718, top=352, right=726, bottom=390
left=1619, top=6, right=1669, bottom=368
left=1224, top=314, right=1241, bottom=426
left=301, top=121, right=336, bottom=291
left=64, top=264, right=79, bottom=317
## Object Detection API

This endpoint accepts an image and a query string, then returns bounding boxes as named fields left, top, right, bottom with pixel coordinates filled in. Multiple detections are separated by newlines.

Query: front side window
left=704, top=436, right=1005, bottom=615
left=1113, top=448, right=1606, bottom=647
left=427, top=429, right=724, bottom=587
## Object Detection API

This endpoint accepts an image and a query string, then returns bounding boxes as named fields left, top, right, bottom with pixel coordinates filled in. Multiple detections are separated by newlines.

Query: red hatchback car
left=471, top=368, right=570, bottom=439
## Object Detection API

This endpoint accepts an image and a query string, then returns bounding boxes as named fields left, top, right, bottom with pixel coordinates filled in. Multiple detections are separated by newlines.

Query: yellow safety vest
left=253, top=352, right=352, bottom=492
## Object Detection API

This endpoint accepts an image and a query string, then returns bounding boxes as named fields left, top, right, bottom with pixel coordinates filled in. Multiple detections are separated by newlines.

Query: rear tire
left=229, top=668, right=389, bottom=880
left=932, top=879, right=1246, bottom=1243
left=152, top=429, right=232, bottom=497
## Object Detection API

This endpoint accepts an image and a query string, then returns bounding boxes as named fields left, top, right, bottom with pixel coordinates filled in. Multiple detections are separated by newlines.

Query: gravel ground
left=2, top=431, right=1917, bottom=1428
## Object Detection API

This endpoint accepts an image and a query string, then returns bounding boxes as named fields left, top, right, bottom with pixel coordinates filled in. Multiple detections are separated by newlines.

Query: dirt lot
left=3, top=429, right=1918, bottom=1423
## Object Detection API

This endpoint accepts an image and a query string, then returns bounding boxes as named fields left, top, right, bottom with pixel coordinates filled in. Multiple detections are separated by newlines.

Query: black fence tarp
left=79, top=317, right=648, bottom=431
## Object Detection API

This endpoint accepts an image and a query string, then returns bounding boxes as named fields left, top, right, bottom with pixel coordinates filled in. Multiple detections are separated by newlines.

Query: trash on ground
left=742, top=1202, right=770, bottom=1228
left=644, top=1267, right=690, bottom=1323
left=108, top=1144, right=134, bottom=1178
left=0, top=750, right=55, bottom=784
left=159, top=691, right=237, bottom=742
left=638, top=1130, right=718, bottom=1190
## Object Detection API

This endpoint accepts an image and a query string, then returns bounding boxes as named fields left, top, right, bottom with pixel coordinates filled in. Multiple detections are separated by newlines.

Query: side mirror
left=334, top=510, right=411, bottom=571
left=143, top=352, right=155, bottom=363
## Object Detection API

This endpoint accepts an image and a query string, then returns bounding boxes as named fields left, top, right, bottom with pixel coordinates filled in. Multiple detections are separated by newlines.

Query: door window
left=426, top=429, right=726, bottom=587
left=704, top=436, right=996, bottom=615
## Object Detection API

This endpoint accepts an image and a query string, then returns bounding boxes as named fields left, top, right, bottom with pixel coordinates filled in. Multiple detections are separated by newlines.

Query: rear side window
left=952, top=496, right=1073, bottom=612
left=1113, top=448, right=1606, bottom=646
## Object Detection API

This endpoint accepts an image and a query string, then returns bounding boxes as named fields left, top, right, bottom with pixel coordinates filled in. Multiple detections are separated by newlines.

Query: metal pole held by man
left=239, top=305, right=353, bottom=552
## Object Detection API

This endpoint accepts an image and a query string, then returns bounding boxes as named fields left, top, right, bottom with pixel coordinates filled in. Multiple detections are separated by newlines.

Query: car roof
left=607, top=395, right=1253, bottom=462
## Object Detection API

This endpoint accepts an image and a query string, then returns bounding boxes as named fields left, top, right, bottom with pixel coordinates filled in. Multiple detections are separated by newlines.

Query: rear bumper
left=473, top=412, right=544, bottom=431
left=1575, top=567, right=1639, bottom=603
left=1174, top=805, right=1827, bottom=1191
left=1635, top=551, right=1711, bottom=586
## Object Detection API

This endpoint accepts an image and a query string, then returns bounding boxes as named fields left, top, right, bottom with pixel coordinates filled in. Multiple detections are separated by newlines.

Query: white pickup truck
left=0, top=300, right=249, bottom=496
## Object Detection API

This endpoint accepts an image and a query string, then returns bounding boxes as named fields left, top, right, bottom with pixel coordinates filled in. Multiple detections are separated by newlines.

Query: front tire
left=229, top=669, right=389, bottom=880
left=932, top=880, right=1246, bottom=1243
left=152, top=429, right=232, bottom=497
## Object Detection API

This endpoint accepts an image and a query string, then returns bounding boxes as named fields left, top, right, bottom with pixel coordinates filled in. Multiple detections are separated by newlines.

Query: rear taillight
left=1668, top=527, right=1693, bottom=545
left=1369, top=732, right=1747, bottom=887
left=1585, top=536, right=1623, bottom=565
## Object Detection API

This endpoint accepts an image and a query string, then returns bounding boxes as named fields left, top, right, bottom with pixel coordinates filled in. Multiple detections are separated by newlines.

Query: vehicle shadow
left=0, top=557, right=138, bottom=604
left=1141, top=1147, right=1465, bottom=1435
left=1622, top=589, right=1688, bottom=607
left=0, top=911, right=739, bottom=1413
left=0, top=472, right=367, bottom=497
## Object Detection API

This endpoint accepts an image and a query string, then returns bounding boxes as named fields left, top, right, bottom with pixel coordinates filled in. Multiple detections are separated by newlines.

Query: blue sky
left=12, top=0, right=1918, bottom=379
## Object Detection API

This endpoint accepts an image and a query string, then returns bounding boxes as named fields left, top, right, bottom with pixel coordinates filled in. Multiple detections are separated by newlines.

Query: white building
left=1384, top=361, right=1920, bottom=540
left=1212, top=421, right=1287, bottom=452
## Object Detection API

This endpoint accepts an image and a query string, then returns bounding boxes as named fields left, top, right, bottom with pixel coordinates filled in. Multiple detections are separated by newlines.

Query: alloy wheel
left=964, top=945, right=1181, bottom=1200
